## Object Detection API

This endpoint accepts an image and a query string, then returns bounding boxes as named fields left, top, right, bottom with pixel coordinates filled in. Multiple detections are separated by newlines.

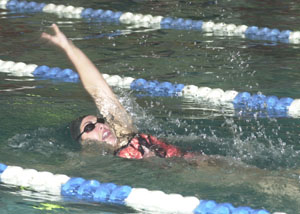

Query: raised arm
left=41, top=24, right=137, bottom=140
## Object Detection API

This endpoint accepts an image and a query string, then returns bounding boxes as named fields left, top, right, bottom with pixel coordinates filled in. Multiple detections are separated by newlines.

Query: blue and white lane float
left=0, top=163, right=286, bottom=214
left=1, top=59, right=300, bottom=118
left=1, top=0, right=300, bottom=44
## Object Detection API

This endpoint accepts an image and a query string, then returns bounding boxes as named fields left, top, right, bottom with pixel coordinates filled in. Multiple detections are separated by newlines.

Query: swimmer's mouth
left=102, top=130, right=111, bottom=141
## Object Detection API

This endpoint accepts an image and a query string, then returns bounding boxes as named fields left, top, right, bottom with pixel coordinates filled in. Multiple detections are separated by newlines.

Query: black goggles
left=76, top=117, right=105, bottom=141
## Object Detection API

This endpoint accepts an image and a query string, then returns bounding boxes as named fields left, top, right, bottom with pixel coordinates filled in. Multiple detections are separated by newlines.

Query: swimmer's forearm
left=64, top=42, right=112, bottom=97
left=42, top=24, right=112, bottom=98
left=64, top=43, right=133, bottom=118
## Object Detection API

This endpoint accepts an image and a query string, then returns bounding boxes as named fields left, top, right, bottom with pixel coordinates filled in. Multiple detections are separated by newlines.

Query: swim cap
left=70, top=115, right=87, bottom=142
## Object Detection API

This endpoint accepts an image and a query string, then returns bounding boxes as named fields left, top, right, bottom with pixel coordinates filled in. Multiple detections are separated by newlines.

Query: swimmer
left=41, top=24, right=195, bottom=160
left=41, top=25, right=300, bottom=202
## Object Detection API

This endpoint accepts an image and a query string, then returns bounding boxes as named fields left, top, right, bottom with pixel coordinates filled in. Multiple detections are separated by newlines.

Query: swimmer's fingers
left=41, top=32, right=58, bottom=45
left=41, top=24, right=70, bottom=49
left=40, top=24, right=59, bottom=41
left=51, top=23, right=61, bottom=35
left=41, top=32, right=52, bottom=41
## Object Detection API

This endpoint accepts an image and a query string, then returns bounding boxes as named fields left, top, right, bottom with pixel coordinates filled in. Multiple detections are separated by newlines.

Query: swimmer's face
left=79, top=115, right=117, bottom=147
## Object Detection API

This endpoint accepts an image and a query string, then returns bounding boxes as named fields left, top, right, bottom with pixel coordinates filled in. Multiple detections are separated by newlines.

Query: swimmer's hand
left=41, top=24, right=72, bottom=51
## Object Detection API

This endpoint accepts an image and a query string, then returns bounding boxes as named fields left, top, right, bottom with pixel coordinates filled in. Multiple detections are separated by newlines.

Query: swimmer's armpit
left=93, top=90, right=137, bottom=144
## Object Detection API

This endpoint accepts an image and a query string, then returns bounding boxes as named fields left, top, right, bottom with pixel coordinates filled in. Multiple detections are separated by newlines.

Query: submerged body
left=116, top=133, right=190, bottom=159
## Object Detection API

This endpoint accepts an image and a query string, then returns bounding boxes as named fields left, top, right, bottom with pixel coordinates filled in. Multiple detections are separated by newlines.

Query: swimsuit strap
left=113, top=133, right=138, bottom=156
left=115, top=133, right=183, bottom=159
left=137, top=135, right=167, bottom=158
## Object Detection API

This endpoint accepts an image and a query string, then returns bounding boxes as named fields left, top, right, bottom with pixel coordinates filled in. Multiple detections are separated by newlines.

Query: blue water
left=1, top=0, right=300, bottom=213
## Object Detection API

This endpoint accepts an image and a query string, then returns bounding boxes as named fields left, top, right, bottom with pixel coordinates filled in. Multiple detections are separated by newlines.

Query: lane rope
left=1, top=59, right=300, bottom=118
left=0, top=0, right=300, bottom=44
left=0, top=163, right=286, bottom=214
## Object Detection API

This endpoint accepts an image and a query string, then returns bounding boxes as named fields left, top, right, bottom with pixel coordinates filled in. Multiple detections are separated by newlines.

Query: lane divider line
left=1, top=59, right=300, bottom=118
left=0, top=0, right=299, bottom=44
left=0, top=163, right=281, bottom=214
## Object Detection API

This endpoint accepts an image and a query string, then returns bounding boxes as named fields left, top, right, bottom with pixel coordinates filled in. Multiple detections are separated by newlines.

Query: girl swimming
left=42, top=24, right=192, bottom=159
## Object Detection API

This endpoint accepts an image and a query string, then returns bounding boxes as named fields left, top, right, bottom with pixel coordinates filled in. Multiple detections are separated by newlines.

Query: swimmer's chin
left=80, top=139, right=115, bottom=155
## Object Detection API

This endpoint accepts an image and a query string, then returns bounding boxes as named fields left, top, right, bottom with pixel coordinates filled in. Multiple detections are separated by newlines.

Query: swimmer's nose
left=96, top=122, right=107, bottom=131
left=97, top=123, right=104, bottom=129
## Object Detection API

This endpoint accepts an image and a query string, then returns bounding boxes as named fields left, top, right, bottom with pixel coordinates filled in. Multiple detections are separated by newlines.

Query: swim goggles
left=76, top=117, right=105, bottom=141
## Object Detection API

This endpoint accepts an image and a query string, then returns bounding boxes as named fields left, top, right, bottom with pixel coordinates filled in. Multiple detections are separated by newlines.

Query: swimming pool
left=1, top=0, right=300, bottom=213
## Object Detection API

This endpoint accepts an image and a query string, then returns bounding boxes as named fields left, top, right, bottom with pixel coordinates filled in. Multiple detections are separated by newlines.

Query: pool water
left=1, top=0, right=300, bottom=213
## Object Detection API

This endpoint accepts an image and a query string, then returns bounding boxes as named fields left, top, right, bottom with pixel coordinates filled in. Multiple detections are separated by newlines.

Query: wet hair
left=70, top=115, right=87, bottom=142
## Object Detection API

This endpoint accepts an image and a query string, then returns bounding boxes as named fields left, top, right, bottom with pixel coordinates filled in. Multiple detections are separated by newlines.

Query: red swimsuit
left=115, top=134, right=185, bottom=159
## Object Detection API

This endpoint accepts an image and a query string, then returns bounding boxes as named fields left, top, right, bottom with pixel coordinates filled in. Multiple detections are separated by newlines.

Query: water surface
left=1, top=0, right=300, bottom=213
